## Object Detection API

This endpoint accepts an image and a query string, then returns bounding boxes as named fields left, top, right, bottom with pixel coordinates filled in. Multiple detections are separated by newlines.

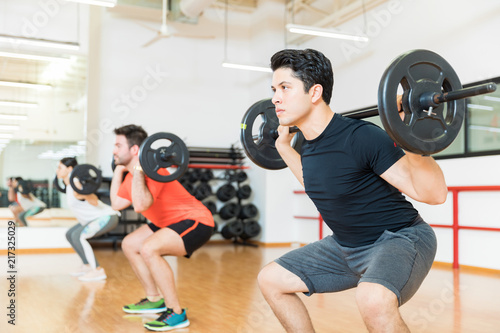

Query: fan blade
left=136, top=21, right=159, bottom=32
left=172, top=34, right=216, bottom=40
left=143, top=35, right=165, bottom=47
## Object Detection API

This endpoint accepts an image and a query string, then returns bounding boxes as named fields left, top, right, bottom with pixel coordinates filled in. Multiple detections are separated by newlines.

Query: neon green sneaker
left=144, top=309, right=190, bottom=331
left=122, top=298, right=167, bottom=314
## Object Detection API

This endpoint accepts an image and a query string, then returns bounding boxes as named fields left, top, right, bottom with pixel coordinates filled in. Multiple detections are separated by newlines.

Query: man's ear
left=309, top=84, right=324, bottom=104
left=130, top=144, right=140, bottom=156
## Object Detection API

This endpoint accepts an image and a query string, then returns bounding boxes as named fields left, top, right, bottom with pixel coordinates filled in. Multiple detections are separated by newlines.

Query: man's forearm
left=277, top=144, right=304, bottom=187
left=131, top=169, right=153, bottom=211
left=405, top=152, right=447, bottom=204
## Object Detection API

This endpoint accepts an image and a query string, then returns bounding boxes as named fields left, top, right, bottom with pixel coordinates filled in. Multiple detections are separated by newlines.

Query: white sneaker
left=70, top=264, right=91, bottom=277
left=78, top=267, right=107, bottom=281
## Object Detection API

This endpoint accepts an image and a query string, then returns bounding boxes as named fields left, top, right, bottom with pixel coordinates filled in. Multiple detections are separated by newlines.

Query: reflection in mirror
left=0, top=55, right=87, bottom=226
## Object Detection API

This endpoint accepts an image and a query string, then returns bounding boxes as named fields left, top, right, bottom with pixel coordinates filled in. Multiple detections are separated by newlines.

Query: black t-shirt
left=301, top=113, right=419, bottom=247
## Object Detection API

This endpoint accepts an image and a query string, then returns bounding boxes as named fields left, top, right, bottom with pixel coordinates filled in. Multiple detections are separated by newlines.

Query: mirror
left=0, top=55, right=88, bottom=221
left=0, top=1, right=87, bottom=225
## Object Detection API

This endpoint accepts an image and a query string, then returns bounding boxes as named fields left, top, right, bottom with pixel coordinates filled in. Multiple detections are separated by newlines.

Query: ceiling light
left=0, top=125, right=20, bottom=131
left=0, top=80, right=52, bottom=90
left=0, top=51, right=72, bottom=62
left=467, top=104, right=494, bottom=111
left=65, top=0, right=116, bottom=7
left=0, top=133, right=13, bottom=138
left=286, top=24, right=369, bottom=42
left=0, top=34, right=79, bottom=51
left=0, top=101, right=38, bottom=108
left=67, top=0, right=116, bottom=7
left=221, top=0, right=271, bottom=74
left=0, top=139, right=10, bottom=144
left=0, top=114, right=28, bottom=120
left=222, top=62, right=272, bottom=73
left=470, top=125, right=500, bottom=133
left=484, top=96, right=500, bottom=103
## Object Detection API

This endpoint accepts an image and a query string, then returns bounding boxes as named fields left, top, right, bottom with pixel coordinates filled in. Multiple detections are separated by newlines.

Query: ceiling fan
left=139, top=0, right=214, bottom=47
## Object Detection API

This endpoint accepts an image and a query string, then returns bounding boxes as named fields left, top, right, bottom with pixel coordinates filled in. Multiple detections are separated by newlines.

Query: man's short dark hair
left=60, top=157, right=78, bottom=168
left=114, top=125, right=148, bottom=148
left=270, top=49, right=334, bottom=105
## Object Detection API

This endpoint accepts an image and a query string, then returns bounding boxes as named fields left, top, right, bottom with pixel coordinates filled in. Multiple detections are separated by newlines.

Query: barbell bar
left=241, top=49, right=497, bottom=169
left=264, top=82, right=496, bottom=141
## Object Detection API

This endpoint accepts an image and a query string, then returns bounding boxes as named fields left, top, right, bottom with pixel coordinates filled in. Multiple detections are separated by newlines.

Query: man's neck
left=299, top=104, right=335, bottom=141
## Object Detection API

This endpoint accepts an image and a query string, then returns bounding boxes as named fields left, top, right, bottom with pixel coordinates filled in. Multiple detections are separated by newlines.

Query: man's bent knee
left=121, top=233, right=140, bottom=254
left=356, top=282, right=399, bottom=314
left=258, top=262, right=308, bottom=295
left=140, top=240, right=159, bottom=262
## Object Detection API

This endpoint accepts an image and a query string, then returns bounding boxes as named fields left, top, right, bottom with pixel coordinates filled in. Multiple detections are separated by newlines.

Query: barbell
left=240, top=49, right=497, bottom=170
left=53, top=164, right=103, bottom=195
left=111, top=132, right=190, bottom=183
left=64, top=131, right=190, bottom=194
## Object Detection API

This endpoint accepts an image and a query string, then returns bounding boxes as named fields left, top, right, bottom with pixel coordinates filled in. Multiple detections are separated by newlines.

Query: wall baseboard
left=0, top=248, right=75, bottom=255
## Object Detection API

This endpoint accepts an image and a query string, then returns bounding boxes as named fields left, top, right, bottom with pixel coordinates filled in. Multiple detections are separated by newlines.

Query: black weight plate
left=139, top=132, right=189, bottom=183
left=237, top=185, right=252, bottom=199
left=203, top=200, right=217, bottom=215
left=219, top=202, right=241, bottom=220
left=53, top=175, right=66, bottom=193
left=378, top=49, right=464, bottom=155
left=216, top=184, right=236, bottom=202
left=239, top=203, right=258, bottom=219
left=70, top=164, right=102, bottom=195
left=240, top=220, right=261, bottom=240
left=240, top=99, right=304, bottom=170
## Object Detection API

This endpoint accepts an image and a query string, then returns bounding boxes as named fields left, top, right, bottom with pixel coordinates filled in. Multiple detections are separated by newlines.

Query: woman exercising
left=56, top=157, right=120, bottom=281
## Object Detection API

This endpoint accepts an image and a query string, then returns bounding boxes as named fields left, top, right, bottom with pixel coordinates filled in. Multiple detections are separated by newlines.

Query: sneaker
left=144, top=309, right=190, bottom=331
left=78, top=267, right=107, bottom=281
left=70, top=264, right=91, bottom=277
left=122, top=298, right=167, bottom=314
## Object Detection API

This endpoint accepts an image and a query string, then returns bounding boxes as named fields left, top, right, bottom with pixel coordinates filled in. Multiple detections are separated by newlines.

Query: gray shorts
left=275, top=217, right=437, bottom=306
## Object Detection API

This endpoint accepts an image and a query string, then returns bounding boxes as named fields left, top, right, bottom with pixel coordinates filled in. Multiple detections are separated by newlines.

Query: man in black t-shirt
left=257, top=49, right=448, bottom=333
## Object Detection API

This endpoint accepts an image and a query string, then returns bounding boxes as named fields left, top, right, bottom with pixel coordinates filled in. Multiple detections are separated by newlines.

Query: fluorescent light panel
left=0, top=125, right=20, bottom=131
left=0, top=101, right=38, bottom=108
left=0, top=51, right=72, bottom=63
left=484, top=96, right=500, bottom=103
left=467, top=104, right=494, bottom=111
left=65, top=0, right=116, bottom=7
left=222, top=62, right=272, bottom=73
left=0, top=80, right=52, bottom=90
left=0, top=35, right=79, bottom=51
left=470, top=125, right=500, bottom=133
left=0, top=139, right=10, bottom=144
left=287, top=24, right=369, bottom=42
left=0, top=114, right=28, bottom=120
left=0, top=133, right=13, bottom=138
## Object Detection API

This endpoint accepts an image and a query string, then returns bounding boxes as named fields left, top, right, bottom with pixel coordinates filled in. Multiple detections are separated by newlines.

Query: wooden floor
left=2, top=244, right=500, bottom=333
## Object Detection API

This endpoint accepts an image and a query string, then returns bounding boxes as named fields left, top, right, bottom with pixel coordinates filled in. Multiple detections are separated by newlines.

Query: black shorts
left=148, top=220, right=213, bottom=258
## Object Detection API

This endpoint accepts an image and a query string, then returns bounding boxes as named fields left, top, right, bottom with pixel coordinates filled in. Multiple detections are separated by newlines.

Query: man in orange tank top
left=110, top=124, right=214, bottom=331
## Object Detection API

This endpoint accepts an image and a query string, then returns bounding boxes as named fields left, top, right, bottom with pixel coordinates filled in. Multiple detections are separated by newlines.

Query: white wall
left=86, top=0, right=500, bottom=269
